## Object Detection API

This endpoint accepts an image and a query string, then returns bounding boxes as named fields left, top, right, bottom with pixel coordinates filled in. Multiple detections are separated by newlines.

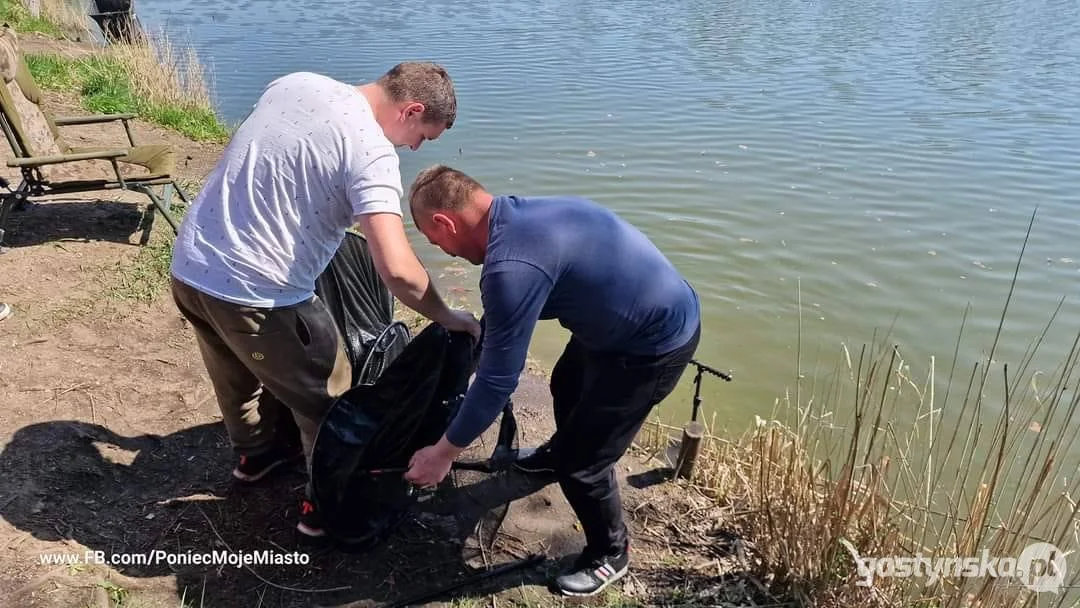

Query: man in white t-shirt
left=169, top=63, right=480, bottom=538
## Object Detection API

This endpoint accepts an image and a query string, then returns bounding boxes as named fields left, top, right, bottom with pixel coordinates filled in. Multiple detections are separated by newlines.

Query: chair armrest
left=8, top=149, right=128, bottom=167
left=53, top=114, right=137, bottom=126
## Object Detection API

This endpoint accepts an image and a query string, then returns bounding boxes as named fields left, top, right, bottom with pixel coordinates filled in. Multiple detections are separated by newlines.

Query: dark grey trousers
left=170, top=277, right=351, bottom=471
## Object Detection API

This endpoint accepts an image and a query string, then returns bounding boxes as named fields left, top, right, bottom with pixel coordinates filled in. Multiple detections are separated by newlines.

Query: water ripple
left=136, top=0, right=1080, bottom=430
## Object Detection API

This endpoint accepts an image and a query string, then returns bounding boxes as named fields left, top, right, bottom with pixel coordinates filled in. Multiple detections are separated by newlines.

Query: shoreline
left=4, top=5, right=1080, bottom=607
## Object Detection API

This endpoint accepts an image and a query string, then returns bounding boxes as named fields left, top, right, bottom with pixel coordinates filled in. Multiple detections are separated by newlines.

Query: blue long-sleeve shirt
left=444, top=194, right=701, bottom=447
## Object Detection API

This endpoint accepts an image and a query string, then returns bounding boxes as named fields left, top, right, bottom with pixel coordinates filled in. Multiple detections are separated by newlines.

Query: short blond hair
left=409, top=165, right=485, bottom=223
left=376, top=62, right=456, bottom=128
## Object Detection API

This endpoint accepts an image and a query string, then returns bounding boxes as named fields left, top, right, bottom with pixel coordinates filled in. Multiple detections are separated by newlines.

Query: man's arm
left=353, top=212, right=463, bottom=328
left=405, top=261, right=552, bottom=485
left=343, top=145, right=477, bottom=337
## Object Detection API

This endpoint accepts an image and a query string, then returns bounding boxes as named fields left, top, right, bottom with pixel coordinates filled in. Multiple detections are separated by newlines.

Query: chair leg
left=0, top=193, right=17, bottom=250
left=133, top=185, right=180, bottom=239
left=0, top=183, right=29, bottom=250
left=173, top=180, right=191, bottom=204
left=163, top=183, right=175, bottom=209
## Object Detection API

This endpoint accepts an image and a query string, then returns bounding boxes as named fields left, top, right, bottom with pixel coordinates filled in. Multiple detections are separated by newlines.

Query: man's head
left=371, top=62, right=456, bottom=150
left=409, top=165, right=491, bottom=265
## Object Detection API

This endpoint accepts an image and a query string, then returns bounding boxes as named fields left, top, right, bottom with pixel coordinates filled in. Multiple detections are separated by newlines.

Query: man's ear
left=431, top=212, right=457, bottom=235
left=404, top=101, right=426, bottom=120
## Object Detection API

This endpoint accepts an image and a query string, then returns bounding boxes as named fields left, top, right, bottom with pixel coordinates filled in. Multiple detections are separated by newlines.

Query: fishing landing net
left=308, top=231, right=528, bottom=570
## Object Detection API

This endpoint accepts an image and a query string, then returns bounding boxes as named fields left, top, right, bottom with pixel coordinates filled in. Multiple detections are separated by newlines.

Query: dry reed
left=104, top=27, right=214, bottom=114
left=28, top=0, right=91, bottom=39
left=22, top=1, right=228, bottom=140
left=643, top=211, right=1080, bottom=607
left=16, top=0, right=218, bottom=126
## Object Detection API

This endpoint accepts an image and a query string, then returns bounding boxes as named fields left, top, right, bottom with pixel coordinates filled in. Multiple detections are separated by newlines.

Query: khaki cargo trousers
left=171, top=277, right=352, bottom=471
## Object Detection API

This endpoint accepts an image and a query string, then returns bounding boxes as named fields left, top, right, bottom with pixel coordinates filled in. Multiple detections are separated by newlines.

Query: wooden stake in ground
left=675, top=420, right=705, bottom=479
left=675, top=360, right=732, bottom=480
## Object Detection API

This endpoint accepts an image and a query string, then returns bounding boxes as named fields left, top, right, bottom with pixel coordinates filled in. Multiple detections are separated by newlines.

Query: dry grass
left=27, top=29, right=230, bottom=141
left=105, top=27, right=215, bottom=116
left=1, top=0, right=94, bottom=40
left=14, top=0, right=208, bottom=104
left=17, top=0, right=229, bottom=141
left=34, top=0, right=91, bottom=39
left=642, top=211, right=1080, bottom=607
left=99, top=25, right=228, bottom=140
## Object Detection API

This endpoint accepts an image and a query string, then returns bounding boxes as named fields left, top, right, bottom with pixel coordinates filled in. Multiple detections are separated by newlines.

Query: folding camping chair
left=0, top=25, right=188, bottom=248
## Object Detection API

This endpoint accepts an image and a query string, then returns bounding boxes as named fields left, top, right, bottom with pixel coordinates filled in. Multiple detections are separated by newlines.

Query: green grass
left=94, top=580, right=130, bottom=606
left=25, top=53, right=231, bottom=142
left=105, top=219, right=180, bottom=302
left=104, top=182, right=198, bottom=302
left=24, top=52, right=85, bottom=89
left=0, top=0, right=65, bottom=38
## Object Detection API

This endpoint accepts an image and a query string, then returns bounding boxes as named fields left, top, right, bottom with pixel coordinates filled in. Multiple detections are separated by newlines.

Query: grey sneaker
left=554, top=544, right=630, bottom=597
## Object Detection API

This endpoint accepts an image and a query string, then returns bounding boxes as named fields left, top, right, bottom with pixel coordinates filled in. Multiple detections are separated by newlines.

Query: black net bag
left=314, top=230, right=410, bottom=386
left=310, top=323, right=524, bottom=557
left=355, top=321, right=411, bottom=386
left=309, top=322, right=482, bottom=548
left=310, top=234, right=524, bottom=558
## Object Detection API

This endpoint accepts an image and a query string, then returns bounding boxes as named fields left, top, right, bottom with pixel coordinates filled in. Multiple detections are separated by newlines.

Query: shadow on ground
left=1, top=197, right=157, bottom=248
left=0, top=420, right=566, bottom=607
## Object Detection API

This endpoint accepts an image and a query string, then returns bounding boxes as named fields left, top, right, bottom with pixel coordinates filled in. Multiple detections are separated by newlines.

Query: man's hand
left=355, top=213, right=483, bottom=342
left=439, top=309, right=482, bottom=341
left=405, top=436, right=466, bottom=487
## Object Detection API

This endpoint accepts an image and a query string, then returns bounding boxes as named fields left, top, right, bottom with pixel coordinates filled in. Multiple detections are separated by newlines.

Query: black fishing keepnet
left=309, top=231, right=519, bottom=553
left=314, top=230, right=410, bottom=386
left=311, top=324, right=478, bottom=547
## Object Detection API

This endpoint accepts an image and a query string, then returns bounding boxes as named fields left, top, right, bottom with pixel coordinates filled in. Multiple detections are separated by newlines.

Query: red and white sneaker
left=232, top=444, right=301, bottom=482
left=296, top=499, right=325, bottom=538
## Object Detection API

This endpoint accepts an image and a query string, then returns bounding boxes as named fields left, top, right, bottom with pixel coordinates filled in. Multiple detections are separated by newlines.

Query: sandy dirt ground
left=0, top=32, right=740, bottom=608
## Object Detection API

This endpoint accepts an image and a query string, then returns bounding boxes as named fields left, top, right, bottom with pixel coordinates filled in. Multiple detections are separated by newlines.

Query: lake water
left=134, top=0, right=1079, bottom=435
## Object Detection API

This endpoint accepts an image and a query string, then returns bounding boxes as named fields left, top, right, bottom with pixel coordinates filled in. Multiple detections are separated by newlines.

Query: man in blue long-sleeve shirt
left=404, top=165, right=701, bottom=597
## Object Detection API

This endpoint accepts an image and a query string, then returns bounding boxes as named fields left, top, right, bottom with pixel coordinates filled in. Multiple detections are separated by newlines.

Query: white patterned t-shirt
left=171, top=71, right=402, bottom=307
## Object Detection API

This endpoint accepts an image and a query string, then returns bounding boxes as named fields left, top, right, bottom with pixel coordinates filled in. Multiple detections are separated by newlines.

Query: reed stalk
left=643, top=209, right=1080, bottom=607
